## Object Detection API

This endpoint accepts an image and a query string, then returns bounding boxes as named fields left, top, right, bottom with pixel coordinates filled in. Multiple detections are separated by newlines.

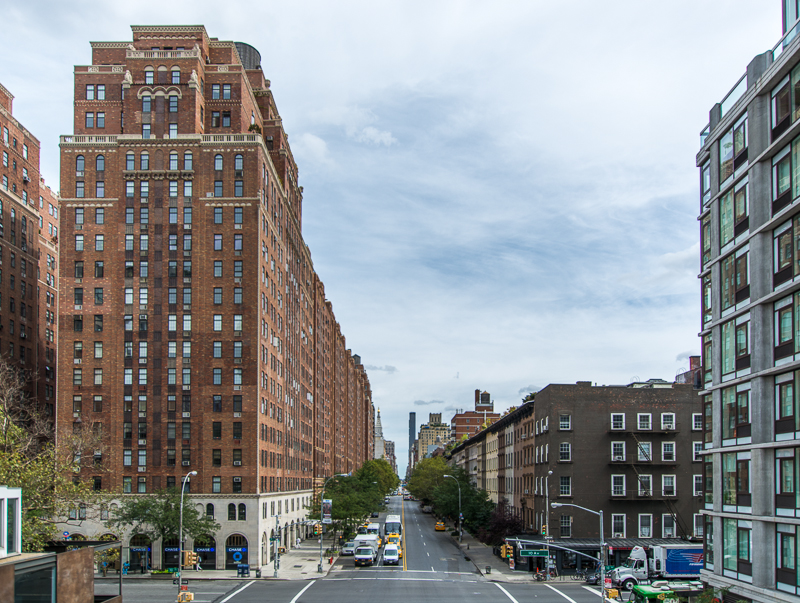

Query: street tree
left=108, top=486, right=220, bottom=565
left=0, top=359, right=108, bottom=551
left=406, top=456, right=449, bottom=503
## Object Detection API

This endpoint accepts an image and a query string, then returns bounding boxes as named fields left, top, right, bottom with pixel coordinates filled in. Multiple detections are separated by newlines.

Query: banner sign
left=322, top=499, right=332, bottom=524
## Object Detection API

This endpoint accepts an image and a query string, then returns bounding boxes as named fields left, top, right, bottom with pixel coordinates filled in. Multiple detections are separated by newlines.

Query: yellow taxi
left=386, top=534, right=403, bottom=558
left=435, top=521, right=447, bottom=531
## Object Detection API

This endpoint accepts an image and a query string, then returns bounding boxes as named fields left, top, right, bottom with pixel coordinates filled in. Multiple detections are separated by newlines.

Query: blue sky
left=0, top=0, right=782, bottom=476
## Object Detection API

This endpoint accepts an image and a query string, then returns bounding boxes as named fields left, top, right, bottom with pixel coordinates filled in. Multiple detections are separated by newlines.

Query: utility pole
left=273, top=515, right=280, bottom=578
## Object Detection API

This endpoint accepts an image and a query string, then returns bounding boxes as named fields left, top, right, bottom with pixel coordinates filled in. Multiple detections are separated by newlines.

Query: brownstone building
left=0, top=82, right=59, bottom=417
left=56, top=25, right=373, bottom=569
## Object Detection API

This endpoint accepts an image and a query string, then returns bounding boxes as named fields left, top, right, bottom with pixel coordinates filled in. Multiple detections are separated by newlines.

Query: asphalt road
left=105, top=496, right=610, bottom=603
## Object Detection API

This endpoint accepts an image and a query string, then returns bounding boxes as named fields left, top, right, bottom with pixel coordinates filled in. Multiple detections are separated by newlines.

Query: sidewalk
left=96, top=535, right=337, bottom=582
left=454, top=529, right=573, bottom=584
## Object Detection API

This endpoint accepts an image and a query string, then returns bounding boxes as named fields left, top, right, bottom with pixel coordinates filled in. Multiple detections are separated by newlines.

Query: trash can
left=486, top=566, right=491, bottom=574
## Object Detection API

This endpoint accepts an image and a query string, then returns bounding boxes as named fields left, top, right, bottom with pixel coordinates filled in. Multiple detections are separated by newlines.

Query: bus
left=385, top=514, right=402, bottom=536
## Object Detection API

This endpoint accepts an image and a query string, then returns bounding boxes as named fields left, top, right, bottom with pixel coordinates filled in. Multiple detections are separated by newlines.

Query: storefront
left=162, top=537, right=180, bottom=569
left=128, top=534, right=152, bottom=573
left=194, top=537, right=217, bottom=570
left=225, top=534, right=248, bottom=570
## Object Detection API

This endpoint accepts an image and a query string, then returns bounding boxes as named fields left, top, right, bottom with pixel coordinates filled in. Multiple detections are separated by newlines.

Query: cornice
left=0, top=81, right=14, bottom=101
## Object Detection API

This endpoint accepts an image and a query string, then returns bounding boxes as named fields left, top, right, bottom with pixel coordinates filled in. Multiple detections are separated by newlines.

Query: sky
left=0, top=0, right=782, bottom=477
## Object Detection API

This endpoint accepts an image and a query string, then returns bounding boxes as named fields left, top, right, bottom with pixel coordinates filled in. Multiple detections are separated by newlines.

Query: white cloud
left=293, top=133, right=334, bottom=168
left=353, top=126, right=397, bottom=146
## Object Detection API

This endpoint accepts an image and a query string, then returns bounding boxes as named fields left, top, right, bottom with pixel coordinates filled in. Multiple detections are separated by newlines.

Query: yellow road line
left=401, top=499, right=407, bottom=571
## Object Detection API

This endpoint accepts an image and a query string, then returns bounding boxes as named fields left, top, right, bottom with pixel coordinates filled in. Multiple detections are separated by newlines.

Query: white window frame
left=662, top=441, right=675, bottom=462
left=611, top=474, right=626, bottom=497
left=611, top=441, right=626, bottom=461
left=559, top=442, right=571, bottom=462
left=662, top=474, right=676, bottom=497
left=638, top=474, right=652, bottom=496
left=693, top=442, right=703, bottom=462
left=692, top=413, right=703, bottom=431
left=559, top=475, right=571, bottom=496
left=638, top=441, right=652, bottom=461
left=693, top=514, right=704, bottom=538
left=611, top=413, right=625, bottom=430
left=638, top=413, right=652, bottom=430
left=661, top=413, right=676, bottom=430
left=662, top=514, right=676, bottom=538
left=638, top=514, right=652, bottom=538
left=694, top=474, right=703, bottom=497
left=611, top=514, right=626, bottom=538
left=559, top=414, right=571, bottom=430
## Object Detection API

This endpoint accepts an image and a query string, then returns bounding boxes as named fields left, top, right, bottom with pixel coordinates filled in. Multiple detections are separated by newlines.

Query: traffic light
left=313, top=524, right=320, bottom=535
left=189, top=552, right=199, bottom=566
left=500, top=544, right=512, bottom=558
left=542, top=524, right=547, bottom=536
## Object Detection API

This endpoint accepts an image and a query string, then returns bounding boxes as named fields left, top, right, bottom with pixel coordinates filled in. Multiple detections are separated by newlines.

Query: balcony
left=608, top=490, right=678, bottom=501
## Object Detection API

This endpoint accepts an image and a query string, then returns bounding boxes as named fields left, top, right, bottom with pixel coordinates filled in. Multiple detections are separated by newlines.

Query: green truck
left=630, top=581, right=705, bottom=603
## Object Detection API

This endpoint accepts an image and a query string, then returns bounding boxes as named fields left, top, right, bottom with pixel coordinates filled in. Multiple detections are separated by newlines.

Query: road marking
left=290, top=580, right=316, bottom=603
left=431, top=566, right=435, bottom=572
left=545, top=584, right=580, bottom=603
left=582, top=585, right=614, bottom=602
left=494, top=583, right=521, bottom=603
left=427, top=552, right=430, bottom=556
left=218, top=581, right=255, bottom=603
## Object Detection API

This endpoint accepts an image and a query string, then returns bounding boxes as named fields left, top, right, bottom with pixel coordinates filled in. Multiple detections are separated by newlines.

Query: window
left=694, top=442, right=703, bottom=462
left=693, top=413, right=703, bottom=431
left=214, top=181, right=223, bottom=197
left=721, top=249, right=749, bottom=311
left=169, top=95, right=178, bottom=111
left=233, top=341, right=242, bottom=358
left=559, top=414, right=571, bottom=430
left=694, top=474, right=704, bottom=497
left=662, top=514, right=676, bottom=538
left=235, top=261, right=243, bottom=277
left=211, top=111, right=220, bottom=127
left=611, top=413, right=625, bottom=430
left=213, top=368, right=222, bottom=385
left=775, top=293, right=800, bottom=361
left=142, top=124, right=151, bottom=139
left=213, top=287, right=223, bottom=304
left=144, top=69, right=154, bottom=84
left=234, top=181, right=243, bottom=197
left=234, top=315, right=243, bottom=331
left=123, top=477, right=132, bottom=493
left=662, top=474, right=676, bottom=497
left=638, top=474, right=652, bottom=496
left=142, top=95, right=151, bottom=113
left=611, top=475, right=625, bottom=496
left=214, top=315, right=222, bottom=331
left=97, top=112, right=105, bottom=128
left=612, top=514, right=626, bottom=538
left=85, top=112, right=94, bottom=128
left=638, top=442, right=652, bottom=462
left=233, top=422, right=242, bottom=439
left=234, top=234, right=243, bottom=251
left=212, top=476, right=221, bottom=493
left=76, top=181, right=85, bottom=198
left=213, top=342, right=222, bottom=358
left=233, top=368, right=242, bottom=385
left=222, top=111, right=231, bottom=127
left=94, top=287, right=104, bottom=305
left=168, top=123, right=177, bottom=138
left=720, top=178, right=749, bottom=248
left=214, top=234, right=222, bottom=251
left=638, top=514, right=652, bottom=538
left=184, top=152, right=193, bottom=170
left=559, top=442, right=571, bottom=462
left=637, top=414, right=651, bottom=430
left=611, top=441, right=625, bottom=461
left=559, top=475, right=571, bottom=496
left=214, top=207, right=223, bottom=224
left=772, top=68, right=800, bottom=140
left=86, top=84, right=95, bottom=100
left=214, top=154, right=223, bottom=171
left=661, top=413, right=675, bottom=430
left=97, top=84, right=105, bottom=100
left=722, top=453, right=751, bottom=507
left=723, top=518, right=752, bottom=574
left=772, top=138, right=800, bottom=215
left=662, top=442, right=675, bottom=462
left=234, top=287, right=242, bottom=304
left=212, top=84, right=220, bottom=99
left=223, top=84, right=232, bottom=99
left=559, top=515, right=571, bottom=538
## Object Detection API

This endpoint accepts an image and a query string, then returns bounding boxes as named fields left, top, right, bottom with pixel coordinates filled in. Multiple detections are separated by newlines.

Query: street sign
left=172, top=579, right=189, bottom=585
left=62, top=532, right=69, bottom=538
left=519, top=549, right=548, bottom=557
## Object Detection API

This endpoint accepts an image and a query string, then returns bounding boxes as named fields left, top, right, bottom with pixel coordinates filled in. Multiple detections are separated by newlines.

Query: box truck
left=610, top=545, right=703, bottom=590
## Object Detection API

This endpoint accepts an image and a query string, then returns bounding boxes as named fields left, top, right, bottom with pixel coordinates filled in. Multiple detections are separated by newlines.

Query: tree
left=428, top=467, right=494, bottom=533
left=355, top=459, right=399, bottom=496
left=477, top=500, right=524, bottom=546
left=108, top=487, right=220, bottom=567
left=0, top=359, right=108, bottom=551
left=406, top=456, right=449, bottom=503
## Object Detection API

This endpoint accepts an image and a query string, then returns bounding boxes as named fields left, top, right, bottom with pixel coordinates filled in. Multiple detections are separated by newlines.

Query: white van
left=383, top=545, right=400, bottom=566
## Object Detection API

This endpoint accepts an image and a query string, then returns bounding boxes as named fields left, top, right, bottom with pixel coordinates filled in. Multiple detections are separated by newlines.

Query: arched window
left=184, top=152, right=193, bottom=171
left=76, top=155, right=85, bottom=172
left=234, top=154, right=243, bottom=171
left=145, top=69, right=154, bottom=85
left=214, top=155, right=223, bottom=171
left=171, top=67, right=181, bottom=85
left=126, top=153, right=135, bottom=171
left=228, top=503, right=236, bottom=521
left=238, top=503, right=246, bottom=521
left=169, top=152, right=178, bottom=171
left=96, top=155, right=105, bottom=172
left=206, top=503, right=215, bottom=518
left=140, top=152, right=149, bottom=171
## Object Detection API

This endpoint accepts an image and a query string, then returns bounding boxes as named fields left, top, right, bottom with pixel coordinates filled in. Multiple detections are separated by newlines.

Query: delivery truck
left=610, top=545, right=703, bottom=590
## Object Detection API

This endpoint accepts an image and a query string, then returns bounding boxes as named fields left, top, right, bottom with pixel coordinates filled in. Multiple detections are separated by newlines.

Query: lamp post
left=544, top=470, right=553, bottom=579
left=319, top=473, right=349, bottom=573
left=178, top=470, right=197, bottom=597
left=552, top=502, right=605, bottom=599
left=443, top=475, right=462, bottom=543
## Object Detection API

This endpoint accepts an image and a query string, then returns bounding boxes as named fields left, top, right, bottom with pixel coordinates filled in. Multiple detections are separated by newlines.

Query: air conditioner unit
left=182, top=412, right=190, bottom=418
left=235, top=170, right=244, bottom=178
left=613, top=455, right=624, bottom=461
left=234, top=412, right=241, bottom=418
left=234, top=461, right=242, bottom=466
left=233, top=477, right=242, bottom=482
left=613, top=532, right=624, bottom=538
left=138, top=439, right=146, bottom=446
left=76, top=171, right=84, bottom=177
left=182, top=460, right=190, bottom=466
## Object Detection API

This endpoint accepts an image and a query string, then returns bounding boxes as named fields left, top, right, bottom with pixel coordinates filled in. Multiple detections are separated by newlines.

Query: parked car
left=341, top=541, right=356, bottom=556
left=435, top=521, right=446, bottom=531
left=371, top=511, right=380, bottom=518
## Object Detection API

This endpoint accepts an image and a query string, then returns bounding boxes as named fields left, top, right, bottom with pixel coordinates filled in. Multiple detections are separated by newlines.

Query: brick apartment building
left=56, top=25, right=373, bottom=570
left=450, top=377, right=703, bottom=573
left=0, top=82, right=60, bottom=417
left=450, top=389, right=501, bottom=442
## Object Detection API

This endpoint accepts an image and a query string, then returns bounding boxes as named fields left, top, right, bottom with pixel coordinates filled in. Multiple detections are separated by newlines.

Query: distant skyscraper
left=408, top=412, right=416, bottom=475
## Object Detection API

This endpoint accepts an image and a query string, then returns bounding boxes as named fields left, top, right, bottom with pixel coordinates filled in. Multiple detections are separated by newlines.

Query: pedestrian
left=296, top=537, right=301, bottom=548
left=196, top=554, right=202, bottom=571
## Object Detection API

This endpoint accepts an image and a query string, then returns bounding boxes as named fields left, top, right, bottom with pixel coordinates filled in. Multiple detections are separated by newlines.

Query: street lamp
left=552, top=502, right=605, bottom=598
left=544, top=470, right=553, bottom=579
left=443, top=475, right=462, bottom=543
left=178, top=470, right=197, bottom=596
left=319, top=473, right=349, bottom=574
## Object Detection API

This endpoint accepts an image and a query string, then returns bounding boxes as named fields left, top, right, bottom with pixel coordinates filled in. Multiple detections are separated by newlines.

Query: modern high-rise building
left=407, top=411, right=416, bottom=476
left=697, top=4, right=800, bottom=600
left=0, top=82, right=60, bottom=418
left=56, top=25, right=373, bottom=570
